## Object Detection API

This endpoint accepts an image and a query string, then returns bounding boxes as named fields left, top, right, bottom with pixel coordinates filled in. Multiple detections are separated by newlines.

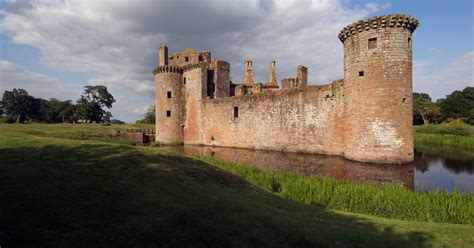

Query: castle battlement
left=338, top=14, right=419, bottom=43
left=153, top=65, right=183, bottom=74
left=154, top=14, right=419, bottom=164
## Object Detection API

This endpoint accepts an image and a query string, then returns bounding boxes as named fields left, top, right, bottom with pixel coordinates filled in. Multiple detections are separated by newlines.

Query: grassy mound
left=0, top=124, right=473, bottom=247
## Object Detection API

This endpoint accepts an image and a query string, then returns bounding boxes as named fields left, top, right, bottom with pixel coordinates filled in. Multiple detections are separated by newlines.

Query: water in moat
left=160, top=145, right=474, bottom=192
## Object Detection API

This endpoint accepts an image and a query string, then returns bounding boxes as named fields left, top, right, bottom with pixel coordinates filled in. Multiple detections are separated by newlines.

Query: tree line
left=0, top=86, right=118, bottom=124
left=413, top=87, right=473, bottom=125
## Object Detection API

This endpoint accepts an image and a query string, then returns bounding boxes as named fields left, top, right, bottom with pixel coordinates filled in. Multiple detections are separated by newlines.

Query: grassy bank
left=11, top=123, right=154, bottom=146
left=414, top=124, right=474, bottom=149
left=195, top=156, right=473, bottom=225
left=1, top=124, right=473, bottom=246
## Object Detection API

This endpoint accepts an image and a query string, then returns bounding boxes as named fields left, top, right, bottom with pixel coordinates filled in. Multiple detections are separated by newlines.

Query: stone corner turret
left=338, top=14, right=419, bottom=43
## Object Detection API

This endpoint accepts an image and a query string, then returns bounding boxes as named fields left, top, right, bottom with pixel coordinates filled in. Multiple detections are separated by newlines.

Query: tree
left=76, top=85, right=115, bottom=123
left=413, top=92, right=441, bottom=125
left=438, top=87, right=474, bottom=124
left=58, top=100, right=77, bottom=123
left=136, top=105, right=155, bottom=124
left=1, top=89, right=35, bottom=123
left=110, top=119, right=126, bottom=124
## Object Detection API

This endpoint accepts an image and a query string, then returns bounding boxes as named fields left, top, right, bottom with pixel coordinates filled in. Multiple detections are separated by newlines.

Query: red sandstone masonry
left=154, top=14, right=418, bottom=164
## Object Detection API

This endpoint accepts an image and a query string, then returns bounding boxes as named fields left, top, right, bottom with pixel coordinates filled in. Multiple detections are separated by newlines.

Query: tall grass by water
left=196, top=156, right=474, bottom=225
left=415, top=123, right=474, bottom=136
left=414, top=124, right=474, bottom=149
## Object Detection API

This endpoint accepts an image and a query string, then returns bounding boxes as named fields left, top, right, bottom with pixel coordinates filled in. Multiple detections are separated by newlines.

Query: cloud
left=0, top=60, right=80, bottom=100
left=0, top=0, right=384, bottom=122
left=414, top=51, right=474, bottom=100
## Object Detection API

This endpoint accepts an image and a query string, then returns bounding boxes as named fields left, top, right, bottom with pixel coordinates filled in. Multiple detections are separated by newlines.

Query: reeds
left=197, top=156, right=474, bottom=225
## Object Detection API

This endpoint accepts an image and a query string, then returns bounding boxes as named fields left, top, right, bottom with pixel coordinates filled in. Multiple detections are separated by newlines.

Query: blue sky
left=1, top=0, right=472, bottom=122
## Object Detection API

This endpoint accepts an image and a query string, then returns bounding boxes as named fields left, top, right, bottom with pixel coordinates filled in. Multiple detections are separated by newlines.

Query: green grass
left=414, top=132, right=474, bottom=149
left=12, top=123, right=154, bottom=146
left=195, top=156, right=473, bottom=225
left=414, top=124, right=474, bottom=150
left=414, top=124, right=474, bottom=136
left=1, top=124, right=473, bottom=247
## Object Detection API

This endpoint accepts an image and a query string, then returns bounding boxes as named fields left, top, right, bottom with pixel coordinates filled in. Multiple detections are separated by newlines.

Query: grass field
left=1, top=124, right=473, bottom=247
left=414, top=124, right=474, bottom=150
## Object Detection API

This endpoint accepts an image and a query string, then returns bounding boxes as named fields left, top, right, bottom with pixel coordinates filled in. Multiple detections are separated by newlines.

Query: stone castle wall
left=154, top=14, right=419, bottom=164
left=184, top=81, right=345, bottom=156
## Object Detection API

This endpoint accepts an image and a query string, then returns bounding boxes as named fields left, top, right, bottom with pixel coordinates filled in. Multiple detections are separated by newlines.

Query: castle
left=153, top=14, right=419, bottom=164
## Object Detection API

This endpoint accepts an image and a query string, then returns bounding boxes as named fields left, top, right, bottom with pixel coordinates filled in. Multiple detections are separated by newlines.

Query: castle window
left=359, top=71, right=364, bottom=77
left=368, top=38, right=377, bottom=49
left=408, top=37, right=412, bottom=46
left=166, top=110, right=171, bottom=117
left=167, top=91, right=172, bottom=98
left=183, top=77, right=186, bottom=85
left=199, top=55, right=203, bottom=62
left=234, top=106, right=239, bottom=118
left=185, top=56, right=189, bottom=62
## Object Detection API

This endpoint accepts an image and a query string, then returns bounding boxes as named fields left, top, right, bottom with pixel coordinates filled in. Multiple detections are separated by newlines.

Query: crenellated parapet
left=153, top=65, right=183, bottom=75
left=181, top=63, right=202, bottom=72
left=338, top=14, right=418, bottom=43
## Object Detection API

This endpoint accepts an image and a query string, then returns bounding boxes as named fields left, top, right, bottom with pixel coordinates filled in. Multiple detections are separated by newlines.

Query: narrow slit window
left=185, top=57, right=189, bottom=62
left=233, top=106, right=239, bottom=118
left=408, top=37, right=412, bottom=46
left=368, top=37, right=377, bottom=49
left=359, top=71, right=364, bottom=77
left=167, top=91, right=172, bottom=98
left=183, top=77, right=186, bottom=85
left=166, top=110, right=171, bottom=117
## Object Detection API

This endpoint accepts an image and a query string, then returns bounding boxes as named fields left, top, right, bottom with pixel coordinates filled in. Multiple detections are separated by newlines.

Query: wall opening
left=207, top=69, right=215, bottom=98
left=402, top=97, right=407, bottom=103
left=234, top=106, right=239, bottom=118
left=167, top=91, right=172, bottom=98
left=368, top=38, right=377, bottom=49
left=185, top=57, right=189, bottom=62
left=183, top=77, right=186, bottom=85
left=199, top=55, right=203, bottom=62
left=166, top=110, right=171, bottom=117
left=408, top=37, right=412, bottom=46
left=359, top=71, right=364, bottom=77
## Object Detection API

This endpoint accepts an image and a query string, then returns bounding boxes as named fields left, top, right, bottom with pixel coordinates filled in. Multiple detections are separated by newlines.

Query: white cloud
left=414, top=51, right=474, bottom=100
left=0, top=0, right=386, bottom=121
left=0, top=60, right=80, bottom=100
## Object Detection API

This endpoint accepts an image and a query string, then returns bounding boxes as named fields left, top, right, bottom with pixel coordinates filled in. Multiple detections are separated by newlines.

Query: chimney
left=159, top=45, right=169, bottom=66
left=296, top=65, right=308, bottom=87
left=243, top=60, right=254, bottom=85
left=267, top=60, right=277, bottom=86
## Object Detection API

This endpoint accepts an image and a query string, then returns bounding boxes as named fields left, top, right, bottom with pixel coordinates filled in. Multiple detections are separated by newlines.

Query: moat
left=161, top=145, right=474, bottom=193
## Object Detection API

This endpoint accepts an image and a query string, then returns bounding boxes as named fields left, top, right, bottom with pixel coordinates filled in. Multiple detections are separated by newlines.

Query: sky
left=0, top=0, right=473, bottom=123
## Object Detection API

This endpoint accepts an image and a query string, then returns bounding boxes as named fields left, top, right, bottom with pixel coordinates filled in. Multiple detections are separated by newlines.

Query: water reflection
left=161, top=145, right=473, bottom=192
left=414, top=150, right=474, bottom=192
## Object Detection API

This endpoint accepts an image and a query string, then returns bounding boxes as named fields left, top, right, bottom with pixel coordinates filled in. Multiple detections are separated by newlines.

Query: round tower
left=154, top=65, right=185, bottom=145
left=339, top=14, right=419, bottom=163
